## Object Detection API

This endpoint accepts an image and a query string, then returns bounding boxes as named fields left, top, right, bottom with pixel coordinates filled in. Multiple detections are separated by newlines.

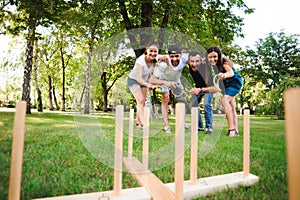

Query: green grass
left=0, top=111, right=287, bottom=199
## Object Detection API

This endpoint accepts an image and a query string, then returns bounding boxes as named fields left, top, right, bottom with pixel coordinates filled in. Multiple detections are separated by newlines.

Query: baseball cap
left=168, top=44, right=182, bottom=54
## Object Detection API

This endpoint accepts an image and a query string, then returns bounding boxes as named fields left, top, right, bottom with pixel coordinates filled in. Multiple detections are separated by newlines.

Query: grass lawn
left=0, top=110, right=287, bottom=199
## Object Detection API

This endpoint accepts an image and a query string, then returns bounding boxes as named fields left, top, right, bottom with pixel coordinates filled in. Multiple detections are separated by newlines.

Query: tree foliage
left=242, top=31, right=300, bottom=90
left=236, top=31, right=300, bottom=118
left=1, top=0, right=255, bottom=113
left=264, top=76, right=300, bottom=119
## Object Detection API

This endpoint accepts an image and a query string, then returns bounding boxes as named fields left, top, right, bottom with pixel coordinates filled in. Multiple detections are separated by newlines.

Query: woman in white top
left=127, top=41, right=158, bottom=128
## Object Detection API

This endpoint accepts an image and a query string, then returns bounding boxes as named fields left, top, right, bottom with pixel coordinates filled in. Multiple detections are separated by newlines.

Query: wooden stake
left=284, top=88, right=300, bottom=200
left=190, top=107, right=198, bottom=184
left=142, top=107, right=150, bottom=171
left=175, top=103, right=185, bottom=200
left=113, top=105, right=124, bottom=196
left=8, top=101, right=27, bottom=200
left=243, top=109, right=250, bottom=177
left=128, top=109, right=134, bottom=158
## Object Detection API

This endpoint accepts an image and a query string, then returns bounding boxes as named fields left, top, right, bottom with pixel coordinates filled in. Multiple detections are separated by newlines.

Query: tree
left=100, top=57, right=134, bottom=112
left=243, top=31, right=300, bottom=90
left=108, top=0, right=254, bottom=53
left=101, top=0, right=253, bottom=110
left=2, top=0, right=81, bottom=113
left=1, top=0, right=254, bottom=113
left=94, top=0, right=253, bottom=110
left=65, top=0, right=114, bottom=114
left=266, top=76, right=300, bottom=119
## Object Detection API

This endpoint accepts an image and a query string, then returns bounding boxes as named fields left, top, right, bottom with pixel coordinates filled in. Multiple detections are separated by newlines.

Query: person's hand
left=160, top=56, right=168, bottom=62
left=147, top=83, right=156, bottom=90
left=218, top=73, right=226, bottom=80
left=190, top=88, right=201, bottom=95
left=165, top=81, right=176, bottom=89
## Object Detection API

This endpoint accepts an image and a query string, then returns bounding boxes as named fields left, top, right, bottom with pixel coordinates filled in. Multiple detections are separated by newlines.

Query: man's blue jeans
left=190, top=93, right=213, bottom=129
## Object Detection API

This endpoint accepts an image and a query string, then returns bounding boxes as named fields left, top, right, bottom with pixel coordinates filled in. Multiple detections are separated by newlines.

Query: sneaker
left=185, top=125, right=190, bottom=131
left=163, top=126, right=171, bottom=134
left=206, top=127, right=213, bottom=134
left=198, top=127, right=205, bottom=131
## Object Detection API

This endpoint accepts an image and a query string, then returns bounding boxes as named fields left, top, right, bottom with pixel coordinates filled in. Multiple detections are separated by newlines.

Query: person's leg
left=129, top=85, right=147, bottom=125
left=190, top=94, right=203, bottom=130
left=175, top=82, right=190, bottom=130
left=229, top=97, right=239, bottom=134
left=221, top=95, right=235, bottom=137
left=159, top=85, right=171, bottom=133
left=204, top=93, right=213, bottom=133
left=198, top=108, right=204, bottom=130
left=161, top=92, right=170, bottom=128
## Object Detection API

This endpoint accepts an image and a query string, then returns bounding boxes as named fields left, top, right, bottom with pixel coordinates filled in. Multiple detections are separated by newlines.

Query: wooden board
left=123, top=157, right=175, bottom=200
left=34, top=171, right=258, bottom=200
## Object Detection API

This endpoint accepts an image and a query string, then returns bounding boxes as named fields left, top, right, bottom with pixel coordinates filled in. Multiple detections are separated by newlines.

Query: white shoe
left=185, top=124, right=190, bottom=130
left=163, top=126, right=171, bottom=134
left=206, top=127, right=213, bottom=134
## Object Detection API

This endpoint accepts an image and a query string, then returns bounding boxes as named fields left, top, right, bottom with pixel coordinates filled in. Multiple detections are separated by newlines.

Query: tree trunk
left=170, top=92, right=175, bottom=115
left=33, top=54, right=43, bottom=112
left=53, top=85, right=60, bottom=110
left=152, top=89, right=159, bottom=116
left=21, top=18, right=36, bottom=114
left=79, top=85, right=85, bottom=111
left=48, top=75, right=54, bottom=110
left=158, top=2, right=170, bottom=47
left=101, top=72, right=108, bottom=112
left=60, top=46, right=66, bottom=111
left=37, top=88, right=43, bottom=112
left=83, top=41, right=92, bottom=114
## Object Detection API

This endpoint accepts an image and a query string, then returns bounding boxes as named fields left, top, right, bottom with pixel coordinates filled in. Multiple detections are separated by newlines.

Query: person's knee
left=220, top=97, right=226, bottom=106
left=162, top=93, right=169, bottom=104
left=136, top=98, right=146, bottom=105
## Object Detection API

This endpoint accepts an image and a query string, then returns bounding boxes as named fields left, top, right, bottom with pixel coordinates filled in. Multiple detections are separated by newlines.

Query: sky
left=234, top=0, right=300, bottom=49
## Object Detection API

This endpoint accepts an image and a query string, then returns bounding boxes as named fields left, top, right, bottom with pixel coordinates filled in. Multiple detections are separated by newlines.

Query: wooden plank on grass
left=190, top=107, right=198, bottom=184
left=123, top=157, right=175, bottom=200
left=175, top=103, right=185, bottom=200
left=8, top=101, right=27, bottom=200
left=113, top=105, right=124, bottom=196
left=34, top=171, right=258, bottom=200
left=243, top=109, right=250, bottom=177
left=284, top=88, right=300, bottom=200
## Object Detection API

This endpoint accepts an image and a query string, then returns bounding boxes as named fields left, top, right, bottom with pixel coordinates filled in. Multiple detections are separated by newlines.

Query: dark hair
left=144, top=41, right=160, bottom=55
left=206, top=46, right=229, bottom=73
left=168, top=44, right=182, bottom=54
left=188, top=51, right=202, bottom=59
left=144, top=41, right=160, bottom=64
left=146, top=41, right=160, bottom=49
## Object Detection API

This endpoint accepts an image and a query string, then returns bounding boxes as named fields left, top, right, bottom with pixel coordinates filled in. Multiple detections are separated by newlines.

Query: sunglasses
left=169, top=55, right=180, bottom=58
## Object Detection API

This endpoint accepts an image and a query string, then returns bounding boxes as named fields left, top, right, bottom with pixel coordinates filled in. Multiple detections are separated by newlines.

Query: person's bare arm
left=149, top=74, right=176, bottom=89
left=190, top=85, right=218, bottom=95
left=135, top=64, right=155, bottom=89
left=218, top=63, right=234, bottom=80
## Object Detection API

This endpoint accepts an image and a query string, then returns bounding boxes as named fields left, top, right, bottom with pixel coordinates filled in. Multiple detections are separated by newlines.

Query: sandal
left=235, top=130, right=239, bottom=136
left=227, top=129, right=236, bottom=137
left=136, top=123, right=143, bottom=129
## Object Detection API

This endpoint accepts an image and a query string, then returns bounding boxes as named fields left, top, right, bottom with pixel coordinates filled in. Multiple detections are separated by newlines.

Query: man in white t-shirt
left=149, top=44, right=187, bottom=133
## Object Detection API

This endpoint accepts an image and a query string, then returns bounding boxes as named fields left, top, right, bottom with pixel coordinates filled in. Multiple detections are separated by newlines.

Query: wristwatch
left=200, top=88, right=203, bottom=93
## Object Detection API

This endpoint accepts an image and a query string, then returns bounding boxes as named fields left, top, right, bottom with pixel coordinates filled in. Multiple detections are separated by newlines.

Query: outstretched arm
left=218, top=63, right=234, bottom=80
left=149, top=74, right=177, bottom=89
